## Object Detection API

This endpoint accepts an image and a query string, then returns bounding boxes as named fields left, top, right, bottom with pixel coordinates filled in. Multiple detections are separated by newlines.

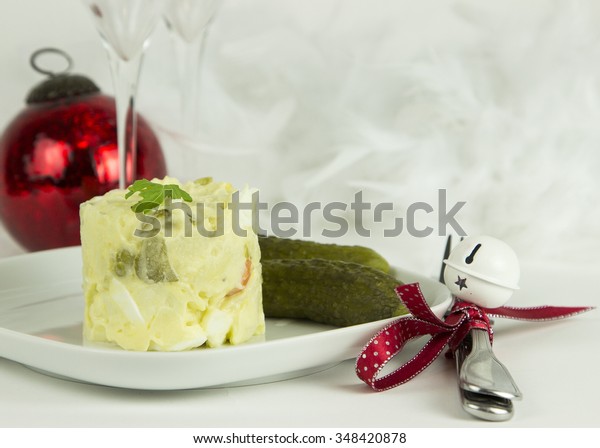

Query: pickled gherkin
left=262, top=259, right=407, bottom=327
left=114, top=249, right=134, bottom=277
left=134, top=237, right=179, bottom=283
left=258, top=235, right=390, bottom=273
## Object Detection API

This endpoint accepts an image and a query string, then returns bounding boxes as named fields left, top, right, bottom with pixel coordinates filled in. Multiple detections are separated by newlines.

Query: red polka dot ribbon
left=356, top=282, right=594, bottom=391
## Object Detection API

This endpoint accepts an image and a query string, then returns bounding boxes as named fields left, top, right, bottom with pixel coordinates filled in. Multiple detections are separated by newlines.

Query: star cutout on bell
left=455, top=276, right=468, bottom=290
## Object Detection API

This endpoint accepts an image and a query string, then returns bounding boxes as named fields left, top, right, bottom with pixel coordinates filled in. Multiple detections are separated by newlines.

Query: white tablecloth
left=0, top=232, right=598, bottom=427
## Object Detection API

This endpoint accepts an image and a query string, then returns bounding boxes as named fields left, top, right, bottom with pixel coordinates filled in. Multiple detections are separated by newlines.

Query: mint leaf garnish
left=126, top=179, right=192, bottom=213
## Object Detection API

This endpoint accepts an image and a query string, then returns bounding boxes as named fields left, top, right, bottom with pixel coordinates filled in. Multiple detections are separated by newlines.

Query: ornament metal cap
left=26, top=48, right=100, bottom=104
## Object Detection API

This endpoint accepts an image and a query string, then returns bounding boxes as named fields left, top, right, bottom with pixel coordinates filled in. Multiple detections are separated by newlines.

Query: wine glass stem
left=180, top=32, right=208, bottom=136
left=107, top=49, right=144, bottom=189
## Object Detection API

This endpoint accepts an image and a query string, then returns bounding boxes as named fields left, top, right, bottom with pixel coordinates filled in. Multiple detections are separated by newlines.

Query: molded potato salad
left=80, top=177, right=263, bottom=351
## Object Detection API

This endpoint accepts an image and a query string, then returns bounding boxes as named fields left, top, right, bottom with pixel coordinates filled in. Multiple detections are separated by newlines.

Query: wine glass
left=164, top=0, right=221, bottom=136
left=83, top=0, right=165, bottom=189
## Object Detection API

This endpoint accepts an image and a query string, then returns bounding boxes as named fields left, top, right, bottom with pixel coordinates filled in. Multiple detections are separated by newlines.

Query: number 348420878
left=334, top=432, right=407, bottom=444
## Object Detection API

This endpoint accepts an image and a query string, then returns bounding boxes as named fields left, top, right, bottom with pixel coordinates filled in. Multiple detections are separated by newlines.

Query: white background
left=1, top=0, right=600, bottom=269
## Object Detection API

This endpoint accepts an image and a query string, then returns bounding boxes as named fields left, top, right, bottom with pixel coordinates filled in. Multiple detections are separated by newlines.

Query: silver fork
left=455, top=333, right=515, bottom=421
left=459, top=329, right=522, bottom=400
left=440, top=235, right=519, bottom=420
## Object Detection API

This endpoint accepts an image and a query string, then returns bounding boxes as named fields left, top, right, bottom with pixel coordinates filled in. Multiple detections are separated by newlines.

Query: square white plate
left=0, top=247, right=451, bottom=390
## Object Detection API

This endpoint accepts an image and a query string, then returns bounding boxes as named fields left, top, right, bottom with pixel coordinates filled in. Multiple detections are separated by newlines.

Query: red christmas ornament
left=0, top=49, right=167, bottom=251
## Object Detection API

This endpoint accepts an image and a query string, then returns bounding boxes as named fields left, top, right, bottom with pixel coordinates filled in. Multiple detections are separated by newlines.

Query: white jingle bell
left=443, top=235, right=520, bottom=308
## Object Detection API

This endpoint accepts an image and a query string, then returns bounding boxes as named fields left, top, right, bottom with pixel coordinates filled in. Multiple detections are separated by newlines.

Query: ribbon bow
left=356, top=282, right=594, bottom=391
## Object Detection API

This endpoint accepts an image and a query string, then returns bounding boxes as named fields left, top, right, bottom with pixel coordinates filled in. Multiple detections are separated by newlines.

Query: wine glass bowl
left=86, top=0, right=163, bottom=61
left=164, top=0, right=220, bottom=44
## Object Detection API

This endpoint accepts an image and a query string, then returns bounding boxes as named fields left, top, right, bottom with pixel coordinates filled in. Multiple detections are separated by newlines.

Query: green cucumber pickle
left=258, top=235, right=390, bottom=273
left=262, top=259, right=407, bottom=327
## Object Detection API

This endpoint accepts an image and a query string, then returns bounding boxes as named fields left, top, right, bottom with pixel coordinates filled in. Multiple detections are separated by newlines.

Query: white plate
left=0, top=247, right=452, bottom=390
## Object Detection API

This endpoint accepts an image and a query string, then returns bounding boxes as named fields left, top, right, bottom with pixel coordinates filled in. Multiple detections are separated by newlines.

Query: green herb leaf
left=126, top=179, right=192, bottom=213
